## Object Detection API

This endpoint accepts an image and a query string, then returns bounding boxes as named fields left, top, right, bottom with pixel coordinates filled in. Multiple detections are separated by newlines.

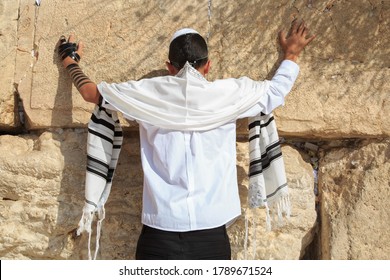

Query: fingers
left=77, top=41, right=84, bottom=57
left=305, top=34, right=316, bottom=45
left=68, top=34, right=76, bottom=43
left=278, top=30, right=288, bottom=50
left=59, top=35, right=67, bottom=44
left=58, top=34, right=75, bottom=44
left=299, top=22, right=316, bottom=44
left=291, top=18, right=300, bottom=34
left=278, top=30, right=286, bottom=41
left=57, top=34, right=82, bottom=62
left=290, top=19, right=310, bottom=36
left=67, top=34, right=83, bottom=56
left=297, top=20, right=305, bottom=35
left=291, top=19, right=316, bottom=43
left=58, top=34, right=77, bottom=46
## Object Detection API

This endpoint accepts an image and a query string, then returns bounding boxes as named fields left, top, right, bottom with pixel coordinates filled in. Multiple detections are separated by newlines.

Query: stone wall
left=0, top=0, right=389, bottom=260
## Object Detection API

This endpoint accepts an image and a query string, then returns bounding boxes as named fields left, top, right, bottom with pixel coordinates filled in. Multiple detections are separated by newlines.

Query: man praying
left=58, top=20, right=315, bottom=260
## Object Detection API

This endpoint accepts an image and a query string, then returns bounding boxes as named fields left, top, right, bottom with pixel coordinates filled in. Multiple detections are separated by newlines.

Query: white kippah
left=170, top=28, right=200, bottom=42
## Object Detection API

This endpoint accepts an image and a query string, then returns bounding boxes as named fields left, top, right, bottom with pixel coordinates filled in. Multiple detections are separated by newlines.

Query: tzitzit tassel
left=93, top=205, right=106, bottom=260
left=77, top=206, right=95, bottom=260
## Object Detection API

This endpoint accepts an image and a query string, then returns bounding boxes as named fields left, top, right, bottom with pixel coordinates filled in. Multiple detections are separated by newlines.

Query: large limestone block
left=230, top=143, right=317, bottom=260
left=0, top=0, right=19, bottom=129
left=0, top=131, right=316, bottom=259
left=0, top=130, right=143, bottom=259
left=210, top=0, right=390, bottom=138
left=17, top=0, right=210, bottom=129
left=319, top=139, right=390, bottom=259
left=0, top=130, right=82, bottom=259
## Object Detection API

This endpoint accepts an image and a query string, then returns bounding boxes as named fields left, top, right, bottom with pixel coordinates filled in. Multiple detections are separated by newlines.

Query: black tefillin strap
left=58, top=36, right=81, bottom=63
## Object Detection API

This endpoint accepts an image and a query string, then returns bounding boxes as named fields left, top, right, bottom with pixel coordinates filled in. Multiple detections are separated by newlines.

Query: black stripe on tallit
left=266, top=183, right=288, bottom=200
left=249, top=146, right=282, bottom=169
left=249, top=140, right=281, bottom=165
left=249, top=143, right=282, bottom=167
left=85, top=199, right=98, bottom=207
left=114, top=130, right=123, bottom=137
left=106, top=168, right=115, bottom=183
left=249, top=151, right=283, bottom=177
left=87, top=155, right=110, bottom=169
left=88, top=128, right=114, bottom=144
left=97, top=105, right=112, bottom=118
left=86, top=166, right=108, bottom=180
left=248, top=115, right=274, bottom=130
left=248, top=119, right=276, bottom=142
left=90, top=113, right=115, bottom=132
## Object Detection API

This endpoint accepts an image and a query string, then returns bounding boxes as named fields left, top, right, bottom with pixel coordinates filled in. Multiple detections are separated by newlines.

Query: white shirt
left=99, top=60, right=299, bottom=231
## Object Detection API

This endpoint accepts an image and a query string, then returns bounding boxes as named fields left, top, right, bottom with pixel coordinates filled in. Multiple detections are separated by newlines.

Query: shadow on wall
left=213, top=0, right=389, bottom=69
left=211, top=0, right=389, bottom=125
left=44, top=41, right=82, bottom=259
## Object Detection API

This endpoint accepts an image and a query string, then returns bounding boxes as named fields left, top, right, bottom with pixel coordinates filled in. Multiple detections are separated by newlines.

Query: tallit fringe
left=77, top=205, right=106, bottom=260
left=268, top=194, right=291, bottom=229
left=77, top=207, right=93, bottom=236
left=244, top=194, right=291, bottom=259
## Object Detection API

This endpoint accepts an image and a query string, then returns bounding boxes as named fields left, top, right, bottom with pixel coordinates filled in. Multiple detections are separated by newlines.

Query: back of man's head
left=169, top=29, right=208, bottom=70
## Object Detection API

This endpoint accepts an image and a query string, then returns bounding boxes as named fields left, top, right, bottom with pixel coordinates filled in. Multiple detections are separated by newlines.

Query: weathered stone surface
left=0, top=131, right=80, bottom=259
left=17, top=0, right=209, bottom=129
left=231, top=143, right=317, bottom=260
left=0, top=130, right=144, bottom=259
left=0, top=0, right=19, bottom=129
left=0, top=131, right=316, bottom=259
left=319, top=139, right=390, bottom=259
left=210, top=0, right=390, bottom=138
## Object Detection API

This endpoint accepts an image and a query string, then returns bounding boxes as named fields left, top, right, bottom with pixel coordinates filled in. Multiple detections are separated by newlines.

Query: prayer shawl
left=96, top=62, right=268, bottom=131
left=245, top=113, right=291, bottom=259
left=77, top=105, right=123, bottom=260
left=76, top=63, right=290, bottom=259
left=248, top=113, right=290, bottom=226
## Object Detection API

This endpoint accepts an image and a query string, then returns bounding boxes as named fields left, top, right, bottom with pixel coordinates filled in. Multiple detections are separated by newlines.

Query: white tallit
left=96, top=62, right=269, bottom=131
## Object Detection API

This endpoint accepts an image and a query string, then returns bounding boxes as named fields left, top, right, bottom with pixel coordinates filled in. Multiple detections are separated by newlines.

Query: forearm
left=260, top=60, right=300, bottom=114
left=63, top=57, right=100, bottom=104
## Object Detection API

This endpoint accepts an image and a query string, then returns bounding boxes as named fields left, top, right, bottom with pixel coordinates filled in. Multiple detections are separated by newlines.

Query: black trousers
left=136, top=225, right=231, bottom=260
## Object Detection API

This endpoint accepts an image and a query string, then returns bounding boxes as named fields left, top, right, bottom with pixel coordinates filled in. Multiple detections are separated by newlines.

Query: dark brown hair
left=168, top=33, right=208, bottom=70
